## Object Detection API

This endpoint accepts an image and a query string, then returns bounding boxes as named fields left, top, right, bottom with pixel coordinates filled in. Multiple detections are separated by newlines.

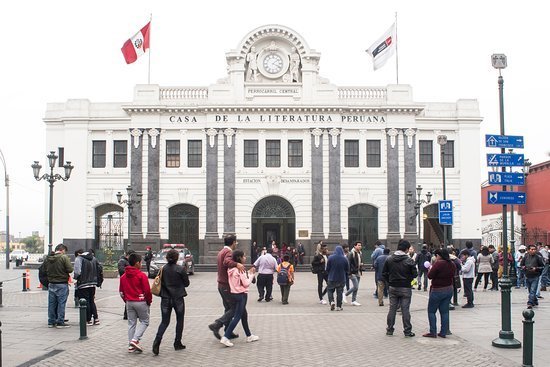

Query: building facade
left=44, top=25, right=482, bottom=261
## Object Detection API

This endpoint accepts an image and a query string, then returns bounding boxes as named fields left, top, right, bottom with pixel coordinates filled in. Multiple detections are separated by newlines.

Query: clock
left=263, top=53, right=284, bottom=74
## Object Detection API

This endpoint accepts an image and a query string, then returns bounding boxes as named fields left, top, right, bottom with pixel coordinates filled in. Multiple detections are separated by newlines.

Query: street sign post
left=488, top=172, right=525, bottom=186
left=487, top=153, right=524, bottom=167
left=438, top=200, right=453, bottom=225
left=485, top=134, right=524, bottom=149
left=487, top=191, right=526, bottom=205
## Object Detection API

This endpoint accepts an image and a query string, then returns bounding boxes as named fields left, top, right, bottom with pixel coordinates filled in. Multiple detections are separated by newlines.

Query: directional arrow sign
left=487, top=191, right=526, bottom=205
left=488, top=172, right=525, bottom=185
left=485, top=134, right=524, bottom=149
left=486, top=153, right=525, bottom=167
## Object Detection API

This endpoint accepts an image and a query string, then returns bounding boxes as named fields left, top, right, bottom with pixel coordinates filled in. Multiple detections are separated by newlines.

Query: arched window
left=251, top=196, right=295, bottom=247
left=348, top=204, right=378, bottom=252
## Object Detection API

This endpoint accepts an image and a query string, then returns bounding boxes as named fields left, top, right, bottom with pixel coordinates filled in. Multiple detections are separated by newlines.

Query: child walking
left=277, top=254, right=295, bottom=305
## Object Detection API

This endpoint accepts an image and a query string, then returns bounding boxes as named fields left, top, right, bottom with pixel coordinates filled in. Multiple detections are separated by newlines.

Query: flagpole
left=148, top=13, right=152, bottom=84
left=395, top=12, right=399, bottom=84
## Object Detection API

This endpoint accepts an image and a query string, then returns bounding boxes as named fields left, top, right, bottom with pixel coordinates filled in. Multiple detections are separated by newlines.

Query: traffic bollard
left=522, top=308, right=535, bottom=367
left=0, top=282, right=3, bottom=307
left=79, top=298, right=88, bottom=340
left=22, top=272, right=27, bottom=292
left=25, top=269, right=31, bottom=290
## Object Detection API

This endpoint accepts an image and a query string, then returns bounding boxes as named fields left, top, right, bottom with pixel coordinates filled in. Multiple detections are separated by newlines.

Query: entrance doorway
left=251, top=196, right=295, bottom=248
left=348, top=204, right=378, bottom=259
left=168, top=204, right=199, bottom=260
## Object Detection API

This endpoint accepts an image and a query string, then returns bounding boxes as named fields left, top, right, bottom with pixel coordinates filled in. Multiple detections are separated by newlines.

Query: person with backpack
left=326, top=246, right=349, bottom=311
left=74, top=248, right=103, bottom=326
left=277, top=254, right=295, bottom=305
left=44, top=244, right=73, bottom=328
left=415, top=245, right=431, bottom=291
left=311, top=243, right=329, bottom=304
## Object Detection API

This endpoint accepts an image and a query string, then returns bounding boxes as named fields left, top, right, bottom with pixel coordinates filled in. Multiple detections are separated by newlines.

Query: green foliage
left=22, top=235, right=43, bottom=253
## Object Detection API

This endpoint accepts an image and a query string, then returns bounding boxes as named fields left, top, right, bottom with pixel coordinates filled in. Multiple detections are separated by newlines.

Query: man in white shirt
left=253, top=248, right=278, bottom=302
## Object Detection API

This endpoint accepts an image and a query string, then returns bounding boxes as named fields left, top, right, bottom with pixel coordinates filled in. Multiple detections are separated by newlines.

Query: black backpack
left=38, top=261, right=49, bottom=288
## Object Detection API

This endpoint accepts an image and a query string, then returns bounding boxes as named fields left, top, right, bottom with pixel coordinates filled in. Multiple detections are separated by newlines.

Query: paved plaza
left=0, top=267, right=548, bottom=367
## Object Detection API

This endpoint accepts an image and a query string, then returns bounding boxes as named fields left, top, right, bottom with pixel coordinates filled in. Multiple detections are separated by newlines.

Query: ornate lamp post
left=0, top=149, right=9, bottom=269
left=31, top=151, right=74, bottom=254
left=116, top=186, right=142, bottom=253
left=407, top=185, right=432, bottom=246
left=490, top=53, right=521, bottom=349
left=437, top=134, right=449, bottom=244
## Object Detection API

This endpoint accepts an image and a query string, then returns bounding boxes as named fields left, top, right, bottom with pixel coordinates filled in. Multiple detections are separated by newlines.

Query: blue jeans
left=224, top=293, right=251, bottom=338
left=48, top=283, right=69, bottom=325
left=526, top=276, right=540, bottom=306
left=516, top=267, right=526, bottom=287
left=345, top=274, right=360, bottom=301
left=427, top=288, right=453, bottom=335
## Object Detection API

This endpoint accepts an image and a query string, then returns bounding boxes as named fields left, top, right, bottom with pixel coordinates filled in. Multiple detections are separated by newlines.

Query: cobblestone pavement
left=1, top=267, right=548, bottom=367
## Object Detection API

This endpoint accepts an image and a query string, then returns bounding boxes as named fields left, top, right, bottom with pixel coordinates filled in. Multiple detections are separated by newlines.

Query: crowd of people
left=38, top=237, right=549, bottom=355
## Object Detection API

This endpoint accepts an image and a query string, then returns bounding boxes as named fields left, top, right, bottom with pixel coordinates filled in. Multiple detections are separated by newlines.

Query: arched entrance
left=348, top=204, right=378, bottom=258
left=95, top=203, right=124, bottom=250
left=251, top=196, right=295, bottom=247
left=168, top=204, right=199, bottom=260
left=423, top=203, right=445, bottom=246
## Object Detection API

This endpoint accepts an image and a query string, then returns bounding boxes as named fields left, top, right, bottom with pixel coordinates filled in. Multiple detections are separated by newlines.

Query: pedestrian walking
left=119, top=253, right=152, bottom=353
left=344, top=241, right=363, bottom=306
left=415, top=245, right=431, bottom=291
left=208, top=234, right=245, bottom=340
left=144, top=246, right=154, bottom=275
left=152, top=249, right=190, bottom=355
left=423, top=248, right=455, bottom=338
left=474, top=246, right=494, bottom=291
left=277, top=254, right=294, bottom=305
left=311, top=242, right=329, bottom=304
left=253, top=247, right=278, bottom=302
left=220, top=250, right=259, bottom=347
left=488, top=245, right=499, bottom=291
left=520, top=244, right=544, bottom=309
left=515, top=245, right=527, bottom=288
left=374, top=248, right=390, bottom=306
left=297, top=242, right=306, bottom=265
left=45, top=244, right=73, bottom=328
left=74, top=249, right=103, bottom=326
left=460, top=250, right=475, bottom=308
left=371, top=240, right=385, bottom=298
left=383, top=240, right=418, bottom=337
left=326, top=246, right=349, bottom=311
left=118, top=249, right=135, bottom=320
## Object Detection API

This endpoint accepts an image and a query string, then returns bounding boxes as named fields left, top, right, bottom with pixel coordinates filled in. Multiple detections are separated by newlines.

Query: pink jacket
left=228, top=267, right=251, bottom=294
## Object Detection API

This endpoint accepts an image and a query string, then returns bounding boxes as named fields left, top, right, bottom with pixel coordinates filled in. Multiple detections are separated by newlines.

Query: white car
left=10, top=249, right=29, bottom=262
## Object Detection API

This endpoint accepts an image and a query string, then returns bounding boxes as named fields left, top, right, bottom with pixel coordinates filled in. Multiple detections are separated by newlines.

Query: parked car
left=10, top=249, right=29, bottom=262
left=148, top=244, right=195, bottom=278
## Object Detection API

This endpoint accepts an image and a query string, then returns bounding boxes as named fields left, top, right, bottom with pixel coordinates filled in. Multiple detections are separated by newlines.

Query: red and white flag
left=366, top=23, right=396, bottom=71
left=121, top=22, right=150, bottom=64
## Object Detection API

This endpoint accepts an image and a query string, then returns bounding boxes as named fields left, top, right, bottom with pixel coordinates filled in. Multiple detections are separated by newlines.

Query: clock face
left=263, top=54, right=284, bottom=74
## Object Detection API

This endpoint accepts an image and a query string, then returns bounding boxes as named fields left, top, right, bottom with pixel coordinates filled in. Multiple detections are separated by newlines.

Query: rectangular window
left=166, top=140, right=180, bottom=168
left=58, top=147, right=64, bottom=167
left=266, top=140, right=281, bottom=167
left=442, top=140, right=455, bottom=168
left=113, top=140, right=127, bottom=168
left=366, top=140, right=381, bottom=167
left=344, top=140, right=359, bottom=167
left=419, top=140, right=433, bottom=168
left=92, top=140, right=106, bottom=168
left=188, top=140, right=202, bottom=168
left=288, top=140, right=303, bottom=167
left=244, top=140, right=258, bottom=167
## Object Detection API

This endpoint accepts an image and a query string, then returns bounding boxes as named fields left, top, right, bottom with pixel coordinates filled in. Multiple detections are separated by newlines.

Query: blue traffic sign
left=487, top=153, right=524, bottom=167
left=485, top=134, right=524, bottom=149
left=487, top=191, right=526, bottom=205
left=438, top=200, right=453, bottom=225
left=488, top=172, right=525, bottom=186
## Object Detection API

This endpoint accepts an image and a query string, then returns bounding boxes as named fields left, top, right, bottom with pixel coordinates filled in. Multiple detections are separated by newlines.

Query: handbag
left=453, top=275, right=462, bottom=289
left=151, top=267, right=163, bottom=297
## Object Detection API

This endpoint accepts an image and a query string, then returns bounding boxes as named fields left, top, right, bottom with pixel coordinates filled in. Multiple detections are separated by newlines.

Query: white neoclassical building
left=44, top=24, right=482, bottom=262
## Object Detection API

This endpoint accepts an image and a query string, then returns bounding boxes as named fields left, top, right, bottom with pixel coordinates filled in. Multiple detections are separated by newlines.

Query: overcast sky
left=1, top=0, right=548, bottom=237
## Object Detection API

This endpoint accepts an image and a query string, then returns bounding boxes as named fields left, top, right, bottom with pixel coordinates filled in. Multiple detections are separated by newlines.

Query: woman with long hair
left=475, top=246, right=494, bottom=291
left=424, top=248, right=456, bottom=338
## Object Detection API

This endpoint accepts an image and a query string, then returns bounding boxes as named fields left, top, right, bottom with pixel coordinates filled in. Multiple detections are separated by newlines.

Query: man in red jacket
left=208, top=234, right=245, bottom=340
left=119, top=253, right=152, bottom=353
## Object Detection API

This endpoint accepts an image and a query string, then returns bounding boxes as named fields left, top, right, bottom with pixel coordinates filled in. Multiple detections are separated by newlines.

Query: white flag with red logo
left=366, top=23, right=396, bottom=71
left=121, top=22, right=150, bottom=64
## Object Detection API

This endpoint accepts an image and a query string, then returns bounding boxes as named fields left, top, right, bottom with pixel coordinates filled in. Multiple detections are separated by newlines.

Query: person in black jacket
left=520, top=244, right=545, bottom=309
left=383, top=240, right=418, bottom=337
left=311, top=243, right=329, bottom=304
left=415, top=245, right=431, bottom=291
left=153, top=249, right=190, bottom=355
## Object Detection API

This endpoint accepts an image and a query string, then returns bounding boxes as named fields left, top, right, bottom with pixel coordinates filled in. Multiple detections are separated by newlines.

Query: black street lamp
left=0, top=149, right=9, bottom=269
left=407, top=185, right=432, bottom=246
left=116, top=186, right=142, bottom=254
left=521, top=223, right=527, bottom=247
left=32, top=151, right=74, bottom=254
left=438, top=134, right=449, bottom=244
left=490, top=53, right=521, bottom=349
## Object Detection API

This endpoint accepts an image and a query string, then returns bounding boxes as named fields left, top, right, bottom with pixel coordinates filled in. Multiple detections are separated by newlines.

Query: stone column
left=205, top=128, right=219, bottom=238
left=403, top=128, right=418, bottom=246
left=146, top=128, right=160, bottom=243
left=328, top=128, right=342, bottom=241
left=129, top=128, right=144, bottom=239
left=386, top=128, right=400, bottom=247
left=310, top=128, right=324, bottom=242
left=223, top=128, right=236, bottom=235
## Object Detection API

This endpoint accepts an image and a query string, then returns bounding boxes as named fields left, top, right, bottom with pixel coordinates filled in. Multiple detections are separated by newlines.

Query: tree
left=22, top=235, right=43, bottom=253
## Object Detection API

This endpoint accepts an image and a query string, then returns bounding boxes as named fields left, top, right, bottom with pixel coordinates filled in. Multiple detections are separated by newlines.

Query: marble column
left=205, top=128, right=219, bottom=238
left=146, top=128, right=160, bottom=240
left=310, top=128, right=324, bottom=241
left=223, top=128, right=236, bottom=235
left=328, top=128, right=342, bottom=241
left=403, top=128, right=418, bottom=245
left=386, top=128, right=400, bottom=247
left=130, top=128, right=144, bottom=237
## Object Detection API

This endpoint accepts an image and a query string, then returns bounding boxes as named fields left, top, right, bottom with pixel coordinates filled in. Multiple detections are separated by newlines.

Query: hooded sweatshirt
left=74, top=252, right=99, bottom=289
left=119, top=265, right=152, bottom=305
left=45, top=252, right=73, bottom=284
left=326, top=246, right=349, bottom=283
left=382, top=250, right=418, bottom=288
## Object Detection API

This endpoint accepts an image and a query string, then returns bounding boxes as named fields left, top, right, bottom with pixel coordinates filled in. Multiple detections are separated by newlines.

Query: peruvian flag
left=121, top=22, right=150, bottom=64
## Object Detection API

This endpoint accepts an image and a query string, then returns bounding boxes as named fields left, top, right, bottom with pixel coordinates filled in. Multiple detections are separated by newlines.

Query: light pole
left=116, top=186, right=142, bottom=254
left=491, top=53, right=521, bottom=349
left=437, top=135, right=449, bottom=244
left=0, top=149, right=9, bottom=269
left=32, top=151, right=74, bottom=254
left=407, top=185, right=432, bottom=247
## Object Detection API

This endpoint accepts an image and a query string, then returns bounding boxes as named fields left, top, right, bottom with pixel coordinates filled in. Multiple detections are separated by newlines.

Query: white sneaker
left=320, top=299, right=327, bottom=305
left=330, top=301, right=335, bottom=311
left=342, top=296, right=348, bottom=304
left=351, top=301, right=361, bottom=306
left=336, top=307, right=343, bottom=311
left=246, top=335, right=260, bottom=343
left=220, top=336, right=234, bottom=347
